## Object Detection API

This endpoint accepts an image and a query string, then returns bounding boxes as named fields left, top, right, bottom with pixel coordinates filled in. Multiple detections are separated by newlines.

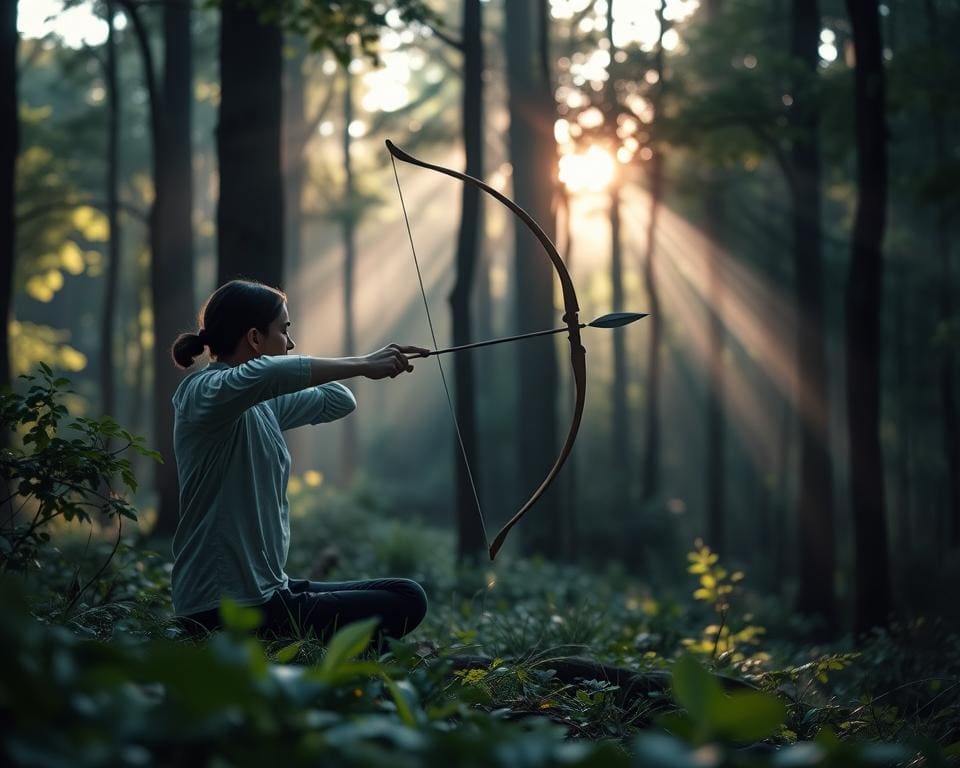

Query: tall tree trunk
left=610, top=185, right=629, bottom=491
left=703, top=0, right=727, bottom=555
left=641, top=6, right=667, bottom=502
left=340, top=68, right=357, bottom=487
left=100, top=1, right=120, bottom=425
left=504, top=0, right=560, bottom=557
left=452, top=0, right=486, bottom=562
left=121, top=0, right=194, bottom=536
left=705, top=196, right=726, bottom=554
left=283, top=42, right=306, bottom=281
left=791, top=0, right=837, bottom=634
left=217, top=0, right=284, bottom=288
left=558, top=188, right=579, bottom=561
left=606, top=0, right=629, bottom=501
left=845, top=0, right=891, bottom=634
left=922, top=0, right=959, bottom=548
left=1, top=0, right=17, bottom=399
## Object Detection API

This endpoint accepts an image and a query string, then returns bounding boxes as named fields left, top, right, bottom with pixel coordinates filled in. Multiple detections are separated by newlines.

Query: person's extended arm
left=178, top=344, right=428, bottom=427
left=307, top=344, right=426, bottom=385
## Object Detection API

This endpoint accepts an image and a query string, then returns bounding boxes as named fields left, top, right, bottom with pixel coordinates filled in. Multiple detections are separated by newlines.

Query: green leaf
left=274, top=640, right=303, bottom=663
left=672, top=654, right=724, bottom=725
left=320, top=617, right=379, bottom=675
left=381, top=675, right=417, bottom=726
left=713, top=691, right=786, bottom=742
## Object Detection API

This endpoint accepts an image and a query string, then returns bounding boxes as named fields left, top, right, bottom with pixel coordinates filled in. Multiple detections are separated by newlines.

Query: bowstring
left=389, top=154, right=490, bottom=551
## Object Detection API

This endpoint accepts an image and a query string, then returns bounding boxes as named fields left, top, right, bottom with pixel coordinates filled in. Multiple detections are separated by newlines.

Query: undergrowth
left=2, top=370, right=959, bottom=766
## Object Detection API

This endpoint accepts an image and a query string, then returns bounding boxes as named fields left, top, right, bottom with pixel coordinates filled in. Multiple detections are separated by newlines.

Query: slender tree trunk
left=283, top=42, right=306, bottom=281
left=641, top=7, right=667, bottom=502
left=604, top=0, right=629, bottom=499
left=1, top=0, right=17, bottom=399
left=558, top=189, right=578, bottom=561
left=845, top=0, right=891, bottom=634
left=610, top=184, right=629, bottom=491
left=340, top=68, right=357, bottom=487
left=504, top=0, right=560, bottom=557
left=117, top=0, right=196, bottom=537
left=217, top=0, right=284, bottom=287
left=100, top=1, right=120, bottom=422
left=791, top=0, right=837, bottom=634
left=703, top=0, right=727, bottom=555
left=705, top=196, right=726, bottom=554
left=452, top=0, right=486, bottom=562
left=922, top=0, right=959, bottom=547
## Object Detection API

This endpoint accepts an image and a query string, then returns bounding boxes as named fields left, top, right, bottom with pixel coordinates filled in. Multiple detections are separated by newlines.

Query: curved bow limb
left=386, top=139, right=587, bottom=561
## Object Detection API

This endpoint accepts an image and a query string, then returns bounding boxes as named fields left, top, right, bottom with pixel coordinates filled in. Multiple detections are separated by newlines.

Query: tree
left=1, top=0, right=18, bottom=397
left=845, top=0, right=892, bottom=633
left=641, top=4, right=667, bottom=503
left=152, top=0, right=196, bottom=537
left=504, top=0, right=562, bottom=557
left=217, top=0, right=284, bottom=288
left=99, top=0, right=120, bottom=424
left=450, top=0, right=486, bottom=561
left=791, top=0, right=837, bottom=633
left=115, top=0, right=195, bottom=538
left=702, top=0, right=729, bottom=556
left=339, top=65, right=357, bottom=485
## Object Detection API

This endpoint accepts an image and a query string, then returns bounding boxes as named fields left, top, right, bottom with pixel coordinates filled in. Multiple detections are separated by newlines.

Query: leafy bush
left=0, top=365, right=159, bottom=602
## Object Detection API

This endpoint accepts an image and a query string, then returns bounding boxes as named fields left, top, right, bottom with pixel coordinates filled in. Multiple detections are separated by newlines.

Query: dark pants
left=180, top=577, right=428, bottom=644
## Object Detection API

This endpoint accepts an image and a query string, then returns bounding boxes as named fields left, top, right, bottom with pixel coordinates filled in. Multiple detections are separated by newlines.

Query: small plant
left=0, top=364, right=160, bottom=598
left=682, top=540, right=768, bottom=668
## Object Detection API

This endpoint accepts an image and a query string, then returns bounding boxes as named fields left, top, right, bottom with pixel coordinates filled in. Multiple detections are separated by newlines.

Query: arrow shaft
left=411, top=323, right=588, bottom=358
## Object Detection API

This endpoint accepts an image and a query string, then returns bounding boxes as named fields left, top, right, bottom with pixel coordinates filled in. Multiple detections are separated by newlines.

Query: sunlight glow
left=559, top=146, right=616, bottom=192
left=17, top=0, right=125, bottom=48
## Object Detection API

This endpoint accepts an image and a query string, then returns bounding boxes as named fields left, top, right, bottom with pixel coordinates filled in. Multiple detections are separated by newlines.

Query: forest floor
left=3, top=484, right=959, bottom=768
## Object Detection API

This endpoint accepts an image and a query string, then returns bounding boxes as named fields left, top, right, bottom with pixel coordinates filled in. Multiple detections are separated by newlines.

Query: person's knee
left=398, top=578, right=428, bottom=630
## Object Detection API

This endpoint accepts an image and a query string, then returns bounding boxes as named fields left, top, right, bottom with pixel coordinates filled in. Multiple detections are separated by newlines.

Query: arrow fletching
left=587, top=312, right=649, bottom=328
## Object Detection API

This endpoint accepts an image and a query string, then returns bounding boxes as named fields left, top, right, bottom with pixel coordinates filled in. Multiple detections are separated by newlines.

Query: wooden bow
left=386, top=139, right=586, bottom=561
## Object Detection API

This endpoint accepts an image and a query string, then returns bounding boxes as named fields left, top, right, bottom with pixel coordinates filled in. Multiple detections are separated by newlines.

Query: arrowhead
left=588, top=312, right=649, bottom=328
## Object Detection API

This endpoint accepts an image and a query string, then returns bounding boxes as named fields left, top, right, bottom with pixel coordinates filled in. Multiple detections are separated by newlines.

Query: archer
left=169, top=279, right=429, bottom=642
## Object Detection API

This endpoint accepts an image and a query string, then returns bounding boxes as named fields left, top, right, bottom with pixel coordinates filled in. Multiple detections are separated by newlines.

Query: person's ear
left=246, top=327, right=262, bottom=353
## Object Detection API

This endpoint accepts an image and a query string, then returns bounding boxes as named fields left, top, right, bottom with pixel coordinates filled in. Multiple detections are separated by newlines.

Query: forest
left=1, top=0, right=959, bottom=765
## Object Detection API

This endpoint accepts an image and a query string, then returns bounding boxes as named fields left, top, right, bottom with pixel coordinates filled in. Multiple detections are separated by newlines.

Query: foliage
left=681, top=540, right=767, bottom=669
left=4, top=468, right=959, bottom=766
left=0, top=365, right=160, bottom=580
left=236, top=0, right=440, bottom=64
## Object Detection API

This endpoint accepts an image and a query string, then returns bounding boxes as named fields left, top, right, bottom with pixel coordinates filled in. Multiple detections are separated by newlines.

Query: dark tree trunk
left=791, top=0, right=837, bottom=634
left=1, top=0, right=17, bottom=397
left=844, top=0, right=891, bottom=634
left=217, top=0, right=284, bottom=288
left=340, top=68, right=357, bottom=487
left=703, top=0, right=727, bottom=555
left=705, top=195, right=726, bottom=554
left=641, top=7, right=667, bottom=502
left=100, top=1, right=120, bottom=424
left=558, top=189, right=578, bottom=561
left=120, top=0, right=194, bottom=536
left=610, top=185, right=629, bottom=492
left=283, top=42, right=306, bottom=281
left=452, top=0, right=486, bottom=562
left=922, top=0, right=960, bottom=547
left=504, top=0, right=561, bottom=557
left=604, top=0, right=628, bottom=500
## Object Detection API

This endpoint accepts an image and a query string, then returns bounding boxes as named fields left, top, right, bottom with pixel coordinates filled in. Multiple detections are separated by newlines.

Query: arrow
left=407, top=312, right=648, bottom=359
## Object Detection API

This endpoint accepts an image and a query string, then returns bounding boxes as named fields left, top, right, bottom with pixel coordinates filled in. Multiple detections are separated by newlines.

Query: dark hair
left=171, top=279, right=287, bottom=369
